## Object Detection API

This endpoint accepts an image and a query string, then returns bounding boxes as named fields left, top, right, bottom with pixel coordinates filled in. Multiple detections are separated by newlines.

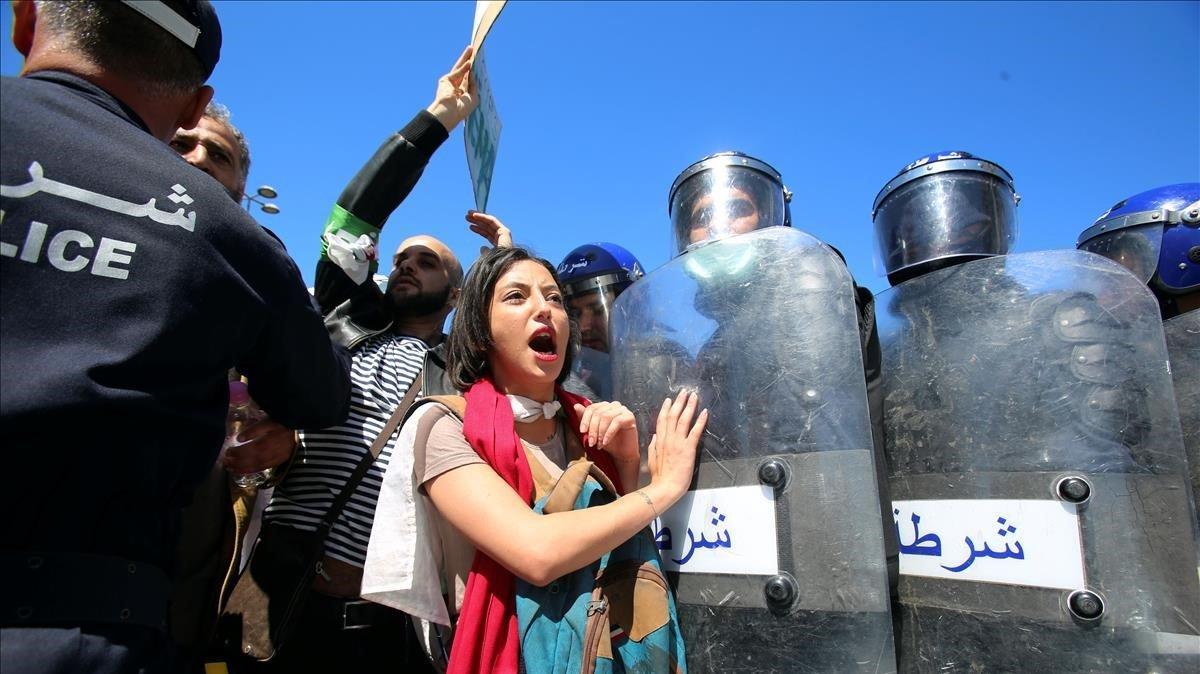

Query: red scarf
left=447, top=376, right=625, bottom=674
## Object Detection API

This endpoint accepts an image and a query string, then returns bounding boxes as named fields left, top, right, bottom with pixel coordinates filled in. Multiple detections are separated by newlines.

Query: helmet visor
left=564, top=283, right=620, bottom=354
left=873, top=171, right=1018, bottom=277
left=670, top=165, right=787, bottom=257
left=1078, top=223, right=1163, bottom=284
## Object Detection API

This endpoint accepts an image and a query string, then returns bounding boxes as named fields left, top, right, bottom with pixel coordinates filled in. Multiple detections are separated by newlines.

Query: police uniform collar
left=23, top=71, right=151, bottom=135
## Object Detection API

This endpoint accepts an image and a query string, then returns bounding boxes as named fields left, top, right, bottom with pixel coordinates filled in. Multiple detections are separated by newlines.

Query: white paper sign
left=893, top=499, right=1086, bottom=591
left=653, top=485, right=777, bottom=575
left=471, top=0, right=506, bottom=51
left=464, top=49, right=501, bottom=212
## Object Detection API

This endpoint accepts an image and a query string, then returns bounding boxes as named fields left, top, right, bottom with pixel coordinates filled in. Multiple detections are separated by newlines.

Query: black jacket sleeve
left=233, top=231, right=353, bottom=430
left=314, top=111, right=450, bottom=316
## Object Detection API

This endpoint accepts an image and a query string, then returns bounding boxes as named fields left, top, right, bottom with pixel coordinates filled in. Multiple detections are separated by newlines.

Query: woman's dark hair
left=446, top=246, right=578, bottom=391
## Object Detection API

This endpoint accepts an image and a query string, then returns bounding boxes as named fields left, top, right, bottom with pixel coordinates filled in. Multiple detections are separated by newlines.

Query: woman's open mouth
left=528, top=327, right=559, bottom=362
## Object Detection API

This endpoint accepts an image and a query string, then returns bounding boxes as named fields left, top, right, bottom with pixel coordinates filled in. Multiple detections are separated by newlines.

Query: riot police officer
left=1077, top=183, right=1200, bottom=520
left=874, top=153, right=1200, bottom=672
left=611, top=152, right=896, bottom=673
left=874, top=150, right=1019, bottom=287
left=556, top=243, right=645, bottom=400
left=1078, top=183, right=1199, bottom=319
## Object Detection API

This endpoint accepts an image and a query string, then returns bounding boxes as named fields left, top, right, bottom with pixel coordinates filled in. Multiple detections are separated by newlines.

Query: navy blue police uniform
left=0, top=71, right=352, bottom=671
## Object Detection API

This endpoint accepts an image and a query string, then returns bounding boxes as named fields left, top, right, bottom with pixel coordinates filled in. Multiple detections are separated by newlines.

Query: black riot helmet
left=668, top=151, right=792, bottom=258
left=872, top=151, right=1020, bottom=286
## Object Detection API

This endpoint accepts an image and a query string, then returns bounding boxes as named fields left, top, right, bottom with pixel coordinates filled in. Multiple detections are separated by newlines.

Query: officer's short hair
left=35, top=0, right=207, bottom=96
left=203, top=102, right=251, bottom=184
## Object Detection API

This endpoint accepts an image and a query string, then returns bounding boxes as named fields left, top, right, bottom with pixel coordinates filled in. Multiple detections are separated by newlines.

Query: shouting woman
left=363, top=246, right=707, bottom=673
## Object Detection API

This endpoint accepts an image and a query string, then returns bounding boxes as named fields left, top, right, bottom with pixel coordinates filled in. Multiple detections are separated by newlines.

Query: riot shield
left=878, top=250, right=1200, bottom=672
left=1164, top=311, right=1200, bottom=517
left=573, top=346, right=613, bottom=401
left=611, top=227, right=896, bottom=673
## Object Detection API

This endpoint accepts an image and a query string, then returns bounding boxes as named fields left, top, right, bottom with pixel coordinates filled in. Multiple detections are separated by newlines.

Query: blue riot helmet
left=873, top=151, right=1020, bottom=286
left=668, top=151, right=792, bottom=258
left=557, top=242, right=644, bottom=354
left=1077, top=183, right=1200, bottom=316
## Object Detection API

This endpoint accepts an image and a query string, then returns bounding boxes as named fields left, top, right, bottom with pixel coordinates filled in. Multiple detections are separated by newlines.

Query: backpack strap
left=420, top=394, right=467, bottom=420
left=423, top=394, right=575, bottom=501
left=541, top=461, right=595, bottom=515
left=316, top=370, right=422, bottom=540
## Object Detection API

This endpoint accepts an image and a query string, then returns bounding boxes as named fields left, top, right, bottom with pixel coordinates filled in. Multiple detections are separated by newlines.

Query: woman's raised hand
left=572, top=401, right=639, bottom=465
left=646, top=390, right=708, bottom=505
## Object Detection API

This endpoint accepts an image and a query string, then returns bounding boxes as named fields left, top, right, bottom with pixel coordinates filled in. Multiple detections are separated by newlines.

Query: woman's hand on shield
left=645, top=389, right=707, bottom=507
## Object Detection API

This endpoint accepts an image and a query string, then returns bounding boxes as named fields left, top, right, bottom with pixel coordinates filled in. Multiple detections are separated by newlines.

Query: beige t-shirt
left=413, top=406, right=571, bottom=619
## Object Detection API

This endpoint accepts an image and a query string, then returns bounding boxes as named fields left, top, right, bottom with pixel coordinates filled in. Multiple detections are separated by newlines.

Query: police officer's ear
left=11, top=1, right=37, bottom=58
left=175, top=84, right=215, bottom=133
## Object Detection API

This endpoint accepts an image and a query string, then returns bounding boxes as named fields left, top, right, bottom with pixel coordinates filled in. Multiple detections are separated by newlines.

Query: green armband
left=320, top=204, right=383, bottom=276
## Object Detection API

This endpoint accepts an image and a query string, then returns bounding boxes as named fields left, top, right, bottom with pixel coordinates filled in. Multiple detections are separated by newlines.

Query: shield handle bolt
left=758, top=459, right=789, bottom=491
left=1066, top=589, right=1105, bottom=623
left=764, top=573, right=798, bottom=614
left=1055, top=476, right=1092, bottom=504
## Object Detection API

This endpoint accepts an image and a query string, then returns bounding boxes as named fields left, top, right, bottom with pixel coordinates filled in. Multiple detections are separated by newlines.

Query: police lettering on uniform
left=0, top=218, right=138, bottom=279
left=874, top=152, right=1200, bottom=672
left=0, top=2, right=351, bottom=671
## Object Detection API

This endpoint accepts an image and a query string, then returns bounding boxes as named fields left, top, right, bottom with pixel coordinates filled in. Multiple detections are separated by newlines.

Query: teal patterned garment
left=516, top=474, right=686, bottom=674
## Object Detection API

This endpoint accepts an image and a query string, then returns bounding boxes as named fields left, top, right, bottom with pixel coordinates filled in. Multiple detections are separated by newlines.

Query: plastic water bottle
left=223, top=380, right=273, bottom=488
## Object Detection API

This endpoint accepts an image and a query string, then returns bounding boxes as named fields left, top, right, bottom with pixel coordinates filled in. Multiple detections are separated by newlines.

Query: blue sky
left=3, top=1, right=1197, bottom=293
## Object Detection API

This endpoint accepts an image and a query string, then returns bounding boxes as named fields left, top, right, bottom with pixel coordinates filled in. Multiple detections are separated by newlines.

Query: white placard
left=652, top=485, right=777, bottom=575
left=893, top=499, right=1085, bottom=591
left=464, top=48, right=501, bottom=212
left=471, top=0, right=507, bottom=51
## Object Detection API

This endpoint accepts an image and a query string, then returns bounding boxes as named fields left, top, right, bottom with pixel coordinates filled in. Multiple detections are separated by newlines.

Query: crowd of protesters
left=0, top=3, right=696, bottom=672
left=3, top=2, right=1197, bottom=674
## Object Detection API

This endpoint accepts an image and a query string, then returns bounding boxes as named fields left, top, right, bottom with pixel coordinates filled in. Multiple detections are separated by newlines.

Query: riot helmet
left=873, top=150, right=1019, bottom=285
left=1077, top=183, right=1200, bottom=316
left=668, top=151, right=792, bottom=257
left=557, top=242, right=644, bottom=354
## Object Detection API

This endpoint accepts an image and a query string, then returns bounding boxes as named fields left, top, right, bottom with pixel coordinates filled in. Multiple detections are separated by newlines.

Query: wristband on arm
left=320, top=205, right=382, bottom=285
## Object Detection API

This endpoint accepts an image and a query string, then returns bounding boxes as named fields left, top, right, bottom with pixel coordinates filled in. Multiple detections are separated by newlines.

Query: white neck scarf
left=507, top=394, right=562, bottom=424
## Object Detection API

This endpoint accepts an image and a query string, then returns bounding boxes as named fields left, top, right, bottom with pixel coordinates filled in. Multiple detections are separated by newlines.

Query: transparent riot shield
left=878, top=250, right=1200, bottom=673
left=1164, top=311, right=1200, bottom=517
left=611, top=227, right=896, bottom=673
left=573, top=346, right=613, bottom=401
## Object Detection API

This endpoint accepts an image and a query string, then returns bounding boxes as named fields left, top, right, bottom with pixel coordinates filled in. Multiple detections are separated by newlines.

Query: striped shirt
left=264, top=333, right=428, bottom=567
